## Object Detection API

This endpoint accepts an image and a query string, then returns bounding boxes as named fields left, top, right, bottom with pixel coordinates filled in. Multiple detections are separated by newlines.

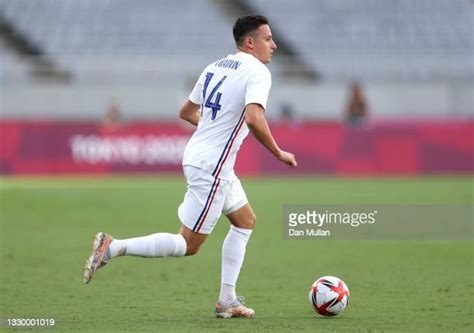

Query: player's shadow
left=304, top=314, right=353, bottom=321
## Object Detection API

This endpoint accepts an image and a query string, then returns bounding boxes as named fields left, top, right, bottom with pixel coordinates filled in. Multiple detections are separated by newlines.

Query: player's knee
left=184, top=242, right=201, bottom=256
left=251, top=213, right=257, bottom=228
left=185, top=247, right=199, bottom=256
left=246, top=212, right=257, bottom=229
left=179, top=226, right=207, bottom=256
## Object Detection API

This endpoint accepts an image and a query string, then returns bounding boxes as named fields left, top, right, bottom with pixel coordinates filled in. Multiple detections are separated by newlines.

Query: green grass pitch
left=0, top=176, right=473, bottom=332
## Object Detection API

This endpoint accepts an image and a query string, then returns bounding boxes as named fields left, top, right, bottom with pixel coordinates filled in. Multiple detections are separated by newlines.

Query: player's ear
left=244, top=35, right=254, bottom=49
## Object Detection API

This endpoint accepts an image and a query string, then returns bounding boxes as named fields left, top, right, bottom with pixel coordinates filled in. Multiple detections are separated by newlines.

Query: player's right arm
left=245, top=103, right=297, bottom=167
left=182, top=68, right=208, bottom=126
left=179, top=100, right=201, bottom=126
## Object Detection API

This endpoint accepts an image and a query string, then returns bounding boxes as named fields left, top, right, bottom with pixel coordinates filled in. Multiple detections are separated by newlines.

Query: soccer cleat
left=83, top=232, right=113, bottom=284
left=215, top=296, right=255, bottom=318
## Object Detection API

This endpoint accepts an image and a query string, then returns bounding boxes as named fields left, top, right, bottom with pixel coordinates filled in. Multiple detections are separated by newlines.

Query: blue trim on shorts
left=192, top=176, right=218, bottom=232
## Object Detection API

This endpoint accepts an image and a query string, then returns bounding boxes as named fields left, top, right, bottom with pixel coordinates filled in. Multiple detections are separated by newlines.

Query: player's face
left=251, top=25, right=277, bottom=64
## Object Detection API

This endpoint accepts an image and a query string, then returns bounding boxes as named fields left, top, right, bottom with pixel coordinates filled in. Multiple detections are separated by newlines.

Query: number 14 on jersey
left=202, top=72, right=227, bottom=120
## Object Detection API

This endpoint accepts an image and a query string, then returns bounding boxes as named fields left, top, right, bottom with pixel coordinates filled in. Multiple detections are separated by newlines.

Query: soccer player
left=83, top=15, right=297, bottom=318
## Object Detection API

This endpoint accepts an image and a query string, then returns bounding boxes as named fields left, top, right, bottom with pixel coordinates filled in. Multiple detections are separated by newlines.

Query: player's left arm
left=245, top=103, right=297, bottom=167
left=244, top=67, right=297, bottom=167
left=179, top=100, right=201, bottom=126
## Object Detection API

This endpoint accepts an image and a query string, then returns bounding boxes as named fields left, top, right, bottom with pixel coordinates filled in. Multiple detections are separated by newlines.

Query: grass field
left=0, top=176, right=473, bottom=332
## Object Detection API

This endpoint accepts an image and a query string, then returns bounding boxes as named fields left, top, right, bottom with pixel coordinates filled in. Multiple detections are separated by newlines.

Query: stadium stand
left=0, top=0, right=472, bottom=120
left=1, top=0, right=472, bottom=82
left=0, top=41, right=31, bottom=82
left=251, top=0, right=473, bottom=81
left=0, top=0, right=238, bottom=82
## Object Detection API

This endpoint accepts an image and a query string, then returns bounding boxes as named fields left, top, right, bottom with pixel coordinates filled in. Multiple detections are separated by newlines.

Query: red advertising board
left=0, top=120, right=472, bottom=175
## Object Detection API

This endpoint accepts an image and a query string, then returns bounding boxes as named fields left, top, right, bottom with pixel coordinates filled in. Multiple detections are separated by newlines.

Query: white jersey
left=183, top=51, right=272, bottom=180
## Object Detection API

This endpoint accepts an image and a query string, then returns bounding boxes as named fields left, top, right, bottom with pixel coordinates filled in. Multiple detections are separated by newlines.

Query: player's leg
left=216, top=178, right=256, bottom=318
left=178, top=224, right=208, bottom=255
left=83, top=230, right=189, bottom=283
left=83, top=225, right=209, bottom=283
left=104, top=220, right=209, bottom=259
left=108, top=231, right=188, bottom=258
left=83, top=166, right=222, bottom=283
left=106, top=166, right=216, bottom=259
left=106, top=223, right=207, bottom=258
left=220, top=203, right=256, bottom=303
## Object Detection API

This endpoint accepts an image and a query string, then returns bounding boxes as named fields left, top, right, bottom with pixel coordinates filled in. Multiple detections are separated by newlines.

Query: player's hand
left=277, top=150, right=297, bottom=167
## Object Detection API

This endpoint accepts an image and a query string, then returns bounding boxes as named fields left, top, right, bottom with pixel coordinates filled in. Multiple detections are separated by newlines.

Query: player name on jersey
left=214, top=58, right=241, bottom=70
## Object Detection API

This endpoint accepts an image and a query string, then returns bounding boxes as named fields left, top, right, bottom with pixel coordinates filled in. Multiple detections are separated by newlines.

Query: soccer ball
left=309, top=276, right=350, bottom=316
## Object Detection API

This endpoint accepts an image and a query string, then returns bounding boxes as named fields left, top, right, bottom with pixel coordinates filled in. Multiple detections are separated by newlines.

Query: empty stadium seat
left=252, top=0, right=473, bottom=81
left=0, top=0, right=472, bottom=82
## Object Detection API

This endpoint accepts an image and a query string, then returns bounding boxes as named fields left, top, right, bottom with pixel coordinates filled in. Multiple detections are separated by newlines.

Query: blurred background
left=0, top=0, right=472, bottom=176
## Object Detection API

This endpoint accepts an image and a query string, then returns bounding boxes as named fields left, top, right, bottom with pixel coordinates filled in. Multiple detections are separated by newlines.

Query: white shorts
left=178, top=166, right=248, bottom=234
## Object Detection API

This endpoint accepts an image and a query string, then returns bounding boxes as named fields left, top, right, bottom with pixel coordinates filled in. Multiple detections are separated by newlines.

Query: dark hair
left=233, top=15, right=269, bottom=46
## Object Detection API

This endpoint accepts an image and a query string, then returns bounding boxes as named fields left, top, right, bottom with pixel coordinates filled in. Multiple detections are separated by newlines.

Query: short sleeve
left=188, top=74, right=203, bottom=105
left=245, top=66, right=271, bottom=110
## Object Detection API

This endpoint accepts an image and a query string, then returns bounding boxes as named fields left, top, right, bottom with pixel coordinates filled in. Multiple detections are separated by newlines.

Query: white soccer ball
left=308, top=276, right=350, bottom=316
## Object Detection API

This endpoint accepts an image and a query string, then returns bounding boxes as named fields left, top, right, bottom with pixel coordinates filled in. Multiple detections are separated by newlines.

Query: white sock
left=219, top=225, right=252, bottom=304
left=220, top=283, right=236, bottom=305
left=109, top=233, right=186, bottom=258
